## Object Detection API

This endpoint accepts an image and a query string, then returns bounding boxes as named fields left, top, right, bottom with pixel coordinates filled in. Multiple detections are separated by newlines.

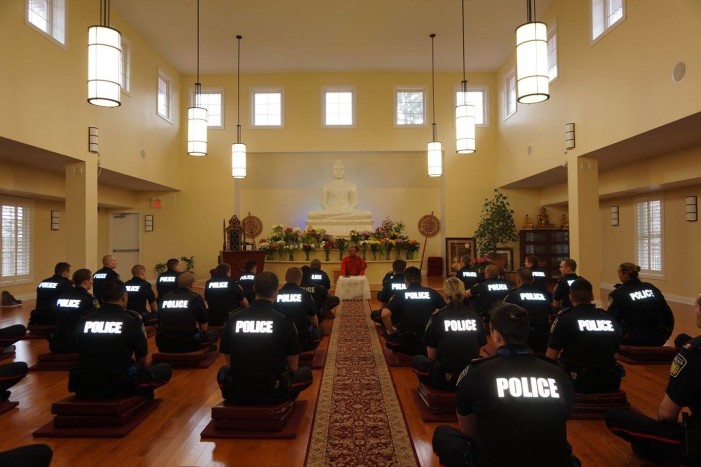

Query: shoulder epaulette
left=124, top=309, right=142, bottom=321
left=468, top=355, right=496, bottom=365
left=682, top=336, right=701, bottom=351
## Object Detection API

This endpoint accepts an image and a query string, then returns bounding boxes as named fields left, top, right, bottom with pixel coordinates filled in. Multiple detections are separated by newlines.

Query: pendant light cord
left=100, top=0, right=110, bottom=27
left=461, top=0, right=467, bottom=86
left=430, top=33, right=437, bottom=141
left=236, top=35, right=242, bottom=143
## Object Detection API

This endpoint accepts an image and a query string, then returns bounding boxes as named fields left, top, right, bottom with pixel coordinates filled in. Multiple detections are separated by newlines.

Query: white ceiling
left=113, top=0, right=554, bottom=75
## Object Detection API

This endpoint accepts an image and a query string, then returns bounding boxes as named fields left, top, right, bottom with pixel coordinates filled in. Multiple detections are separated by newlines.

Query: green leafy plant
left=154, top=262, right=167, bottom=275
left=473, top=189, right=518, bottom=257
left=180, top=256, right=195, bottom=271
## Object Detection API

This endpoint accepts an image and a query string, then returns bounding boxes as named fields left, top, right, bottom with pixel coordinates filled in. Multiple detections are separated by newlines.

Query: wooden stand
left=219, top=251, right=267, bottom=280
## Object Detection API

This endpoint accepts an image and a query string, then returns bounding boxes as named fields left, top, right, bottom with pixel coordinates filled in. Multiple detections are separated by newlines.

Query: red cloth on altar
left=340, top=256, right=367, bottom=276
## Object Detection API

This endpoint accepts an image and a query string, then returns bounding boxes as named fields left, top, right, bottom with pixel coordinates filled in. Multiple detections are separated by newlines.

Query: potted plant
left=473, top=189, right=518, bottom=259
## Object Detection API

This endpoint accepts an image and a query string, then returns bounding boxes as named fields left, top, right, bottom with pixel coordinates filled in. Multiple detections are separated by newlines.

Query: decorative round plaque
left=418, top=214, right=440, bottom=238
left=242, top=215, right=263, bottom=238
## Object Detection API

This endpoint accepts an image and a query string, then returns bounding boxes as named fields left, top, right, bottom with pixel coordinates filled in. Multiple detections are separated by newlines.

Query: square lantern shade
left=686, top=196, right=697, bottom=222
left=232, top=143, right=247, bottom=179
left=516, top=21, right=549, bottom=104
left=87, top=25, right=122, bottom=107
left=455, top=101, right=476, bottom=154
left=610, top=206, right=620, bottom=226
left=88, top=127, right=99, bottom=153
left=427, top=141, right=443, bottom=177
left=565, top=123, right=576, bottom=150
left=187, top=106, right=208, bottom=156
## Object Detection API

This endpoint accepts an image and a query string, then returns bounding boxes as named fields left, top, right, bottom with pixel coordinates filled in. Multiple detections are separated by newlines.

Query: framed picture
left=445, top=237, right=475, bottom=276
left=493, top=247, right=514, bottom=272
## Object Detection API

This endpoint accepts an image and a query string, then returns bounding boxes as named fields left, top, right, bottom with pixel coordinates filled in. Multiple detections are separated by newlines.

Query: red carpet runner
left=306, top=300, right=417, bottom=466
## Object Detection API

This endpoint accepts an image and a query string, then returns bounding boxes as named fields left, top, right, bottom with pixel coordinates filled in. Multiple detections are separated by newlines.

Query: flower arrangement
left=258, top=239, right=274, bottom=259
left=358, top=240, right=369, bottom=259
left=275, top=240, right=287, bottom=259
left=302, top=243, right=314, bottom=260
left=405, top=239, right=420, bottom=259
left=369, top=240, right=381, bottom=260
left=394, top=238, right=405, bottom=259
left=472, top=256, right=491, bottom=273
left=335, top=237, right=348, bottom=260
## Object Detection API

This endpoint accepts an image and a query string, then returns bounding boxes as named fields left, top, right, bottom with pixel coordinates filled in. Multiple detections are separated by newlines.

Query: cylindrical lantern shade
left=232, top=143, right=247, bottom=179
left=87, top=25, right=122, bottom=107
left=515, top=21, right=549, bottom=104
left=427, top=141, right=442, bottom=177
left=455, top=100, right=476, bottom=154
left=187, top=106, right=208, bottom=156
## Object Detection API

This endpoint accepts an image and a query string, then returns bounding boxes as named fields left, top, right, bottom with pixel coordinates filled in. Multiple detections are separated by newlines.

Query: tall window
left=157, top=72, right=173, bottom=122
left=636, top=196, right=663, bottom=276
left=121, top=37, right=132, bottom=94
left=504, top=71, right=517, bottom=119
left=592, top=0, right=625, bottom=40
left=1, top=201, right=32, bottom=285
left=192, top=88, right=224, bottom=128
left=322, top=87, right=355, bottom=127
left=251, top=88, right=283, bottom=127
left=394, top=87, right=426, bottom=126
left=27, top=0, right=66, bottom=45
left=547, top=24, right=558, bottom=82
left=455, top=86, right=488, bottom=126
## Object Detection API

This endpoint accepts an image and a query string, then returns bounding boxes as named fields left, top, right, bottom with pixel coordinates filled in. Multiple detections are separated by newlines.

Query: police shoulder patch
left=670, top=353, right=687, bottom=378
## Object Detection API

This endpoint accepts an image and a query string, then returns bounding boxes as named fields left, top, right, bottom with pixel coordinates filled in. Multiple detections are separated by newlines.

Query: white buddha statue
left=307, top=161, right=373, bottom=235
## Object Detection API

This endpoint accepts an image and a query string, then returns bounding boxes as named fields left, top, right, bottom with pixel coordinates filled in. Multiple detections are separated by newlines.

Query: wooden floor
left=0, top=279, right=696, bottom=466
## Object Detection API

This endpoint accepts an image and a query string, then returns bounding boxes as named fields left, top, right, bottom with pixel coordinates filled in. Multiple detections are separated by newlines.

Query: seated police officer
left=236, top=261, right=257, bottom=304
left=371, top=260, right=407, bottom=323
left=125, top=264, right=158, bottom=325
left=217, top=271, right=313, bottom=405
left=503, top=267, right=553, bottom=354
left=524, top=254, right=549, bottom=295
left=50, top=269, right=99, bottom=354
left=606, top=293, right=701, bottom=464
left=92, top=255, right=120, bottom=303
left=28, top=262, right=72, bottom=326
left=156, top=258, right=181, bottom=299
left=0, top=324, right=27, bottom=354
left=432, top=303, right=576, bottom=467
left=455, top=255, right=482, bottom=291
left=205, top=263, right=249, bottom=327
left=607, top=262, right=675, bottom=346
left=157, top=272, right=217, bottom=353
left=70, top=279, right=172, bottom=399
left=552, top=258, right=581, bottom=311
left=546, top=278, right=623, bottom=394
left=412, top=278, right=486, bottom=391
left=307, top=259, right=331, bottom=290
left=0, top=444, right=53, bottom=467
left=275, top=267, right=322, bottom=351
left=465, top=264, right=511, bottom=323
left=301, top=267, right=339, bottom=322
left=0, top=360, right=28, bottom=403
left=381, top=266, right=446, bottom=355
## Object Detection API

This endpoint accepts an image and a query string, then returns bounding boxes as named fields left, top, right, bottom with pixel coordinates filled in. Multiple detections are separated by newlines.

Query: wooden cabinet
left=519, top=230, right=569, bottom=282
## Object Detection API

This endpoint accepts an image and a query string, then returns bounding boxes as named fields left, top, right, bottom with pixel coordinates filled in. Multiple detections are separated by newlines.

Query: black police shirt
left=307, top=269, right=331, bottom=291
left=92, top=267, right=120, bottom=301
left=552, top=273, right=580, bottom=310
left=300, top=281, right=328, bottom=314
left=455, top=345, right=574, bottom=466
left=76, top=304, right=147, bottom=371
left=607, top=278, right=675, bottom=341
left=548, top=303, right=621, bottom=371
left=377, top=273, right=407, bottom=304
left=469, top=278, right=511, bottom=317
left=529, top=268, right=549, bottom=294
left=221, top=301, right=300, bottom=381
left=156, top=269, right=181, bottom=298
left=667, top=336, right=701, bottom=417
left=35, top=274, right=73, bottom=320
left=455, top=267, right=482, bottom=290
left=158, top=288, right=208, bottom=336
left=423, top=303, right=486, bottom=372
left=386, top=283, right=446, bottom=333
left=504, top=284, right=553, bottom=353
left=54, top=286, right=100, bottom=339
left=125, top=276, right=157, bottom=316
left=204, top=276, right=246, bottom=325
left=275, top=283, right=317, bottom=335
left=237, top=273, right=256, bottom=302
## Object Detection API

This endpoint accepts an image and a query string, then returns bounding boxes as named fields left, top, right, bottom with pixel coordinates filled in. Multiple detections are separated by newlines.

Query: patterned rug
left=306, top=300, right=417, bottom=466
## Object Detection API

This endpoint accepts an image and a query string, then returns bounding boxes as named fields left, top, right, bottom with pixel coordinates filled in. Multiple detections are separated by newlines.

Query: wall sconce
left=89, top=127, right=99, bottom=153
left=610, top=206, right=619, bottom=226
left=144, top=215, right=154, bottom=232
left=51, top=210, right=60, bottom=230
left=565, top=123, right=575, bottom=150
left=685, top=196, right=697, bottom=222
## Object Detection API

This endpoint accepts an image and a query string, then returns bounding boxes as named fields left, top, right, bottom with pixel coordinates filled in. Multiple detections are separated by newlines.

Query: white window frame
left=547, top=22, right=558, bottom=83
left=157, top=71, right=174, bottom=123
left=322, top=86, right=356, bottom=128
left=454, top=84, right=489, bottom=127
left=190, top=87, right=224, bottom=129
left=591, top=0, right=626, bottom=42
left=26, top=0, right=66, bottom=46
left=394, top=86, right=427, bottom=128
left=503, top=71, right=517, bottom=120
left=120, top=36, right=132, bottom=95
left=1, top=198, right=33, bottom=286
left=636, top=195, right=664, bottom=279
left=250, top=87, right=284, bottom=128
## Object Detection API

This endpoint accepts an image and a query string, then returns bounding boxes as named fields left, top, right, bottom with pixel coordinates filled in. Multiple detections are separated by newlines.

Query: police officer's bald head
left=484, top=264, right=499, bottom=279
left=178, top=271, right=195, bottom=289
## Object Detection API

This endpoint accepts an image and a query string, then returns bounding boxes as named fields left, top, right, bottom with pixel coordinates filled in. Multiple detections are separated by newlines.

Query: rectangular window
left=157, top=72, right=173, bottom=122
left=547, top=24, right=558, bottom=82
left=120, top=37, right=132, bottom=94
left=251, top=88, right=283, bottom=128
left=636, top=196, right=663, bottom=277
left=322, top=87, right=355, bottom=127
left=191, top=88, right=224, bottom=128
left=592, top=0, right=625, bottom=41
left=394, top=87, right=426, bottom=126
left=504, top=71, right=517, bottom=119
left=455, top=85, right=488, bottom=126
left=27, top=0, right=66, bottom=45
left=1, top=201, right=32, bottom=285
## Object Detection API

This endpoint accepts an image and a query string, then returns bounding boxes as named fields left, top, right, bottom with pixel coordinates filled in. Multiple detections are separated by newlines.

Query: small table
left=335, top=276, right=371, bottom=300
